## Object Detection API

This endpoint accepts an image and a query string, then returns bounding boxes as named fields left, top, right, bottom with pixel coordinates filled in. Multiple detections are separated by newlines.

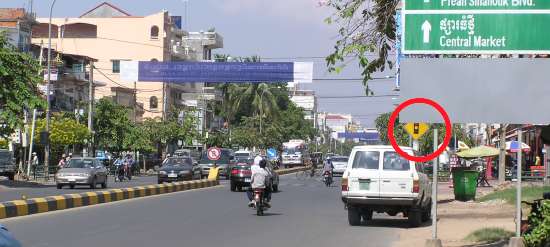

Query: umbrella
left=457, top=141, right=470, bottom=151
left=456, top=146, right=500, bottom=158
left=506, top=141, right=530, bottom=153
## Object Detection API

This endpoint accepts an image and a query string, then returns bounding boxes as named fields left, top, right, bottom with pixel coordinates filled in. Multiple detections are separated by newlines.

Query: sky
left=5, top=0, right=398, bottom=127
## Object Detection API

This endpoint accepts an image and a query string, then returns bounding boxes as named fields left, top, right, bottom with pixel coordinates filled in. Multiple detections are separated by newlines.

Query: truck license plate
left=359, top=182, right=370, bottom=190
left=168, top=174, right=178, bottom=178
left=244, top=178, right=251, bottom=183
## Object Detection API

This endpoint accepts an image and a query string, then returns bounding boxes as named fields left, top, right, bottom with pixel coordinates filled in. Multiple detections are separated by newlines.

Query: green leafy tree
left=93, top=98, right=133, bottom=152
left=324, top=0, right=398, bottom=94
left=375, top=112, right=408, bottom=146
left=34, top=117, right=90, bottom=147
left=0, top=33, right=45, bottom=138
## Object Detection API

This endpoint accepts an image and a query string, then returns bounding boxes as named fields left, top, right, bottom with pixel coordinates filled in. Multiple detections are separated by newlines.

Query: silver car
left=56, top=158, right=108, bottom=189
left=331, top=156, right=349, bottom=175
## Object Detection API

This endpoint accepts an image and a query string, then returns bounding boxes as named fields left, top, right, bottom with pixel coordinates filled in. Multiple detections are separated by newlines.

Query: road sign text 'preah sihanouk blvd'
left=402, top=0, right=550, bottom=54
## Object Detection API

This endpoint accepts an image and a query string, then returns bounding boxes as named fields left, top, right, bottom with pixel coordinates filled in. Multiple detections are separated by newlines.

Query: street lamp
left=45, top=0, right=57, bottom=179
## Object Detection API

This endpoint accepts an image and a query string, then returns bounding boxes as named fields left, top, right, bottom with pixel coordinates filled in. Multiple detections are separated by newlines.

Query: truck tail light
left=412, top=178, right=420, bottom=193
left=231, top=169, right=239, bottom=175
left=341, top=177, right=348, bottom=191
left=242, top=170, right=252, bottom=175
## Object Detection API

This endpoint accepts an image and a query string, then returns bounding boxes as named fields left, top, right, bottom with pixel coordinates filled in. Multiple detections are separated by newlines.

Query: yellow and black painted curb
left=0, top=179, right=219, bottom=220
left=275, top=166, right=309, bottom=175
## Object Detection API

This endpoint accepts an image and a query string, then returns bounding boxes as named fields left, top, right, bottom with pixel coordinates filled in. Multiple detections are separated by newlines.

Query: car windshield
left=235, top=153, right=250, bottom=158
left=332, top=157, right=348, bottom=162
left=352, top=151, right=379, bottom=169
left=66, top=159, right=95, bottom=168
left=383, top=152, right=410, bottom=171
left=164, top=158, right=192, bottom=167
left=236, top=157, right=251, bottom=163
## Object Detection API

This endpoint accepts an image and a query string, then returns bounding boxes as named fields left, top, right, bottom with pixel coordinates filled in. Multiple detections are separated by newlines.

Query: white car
left=330, top=156, right=348, bottom=175
left=341, top=145, right=432, bottom=227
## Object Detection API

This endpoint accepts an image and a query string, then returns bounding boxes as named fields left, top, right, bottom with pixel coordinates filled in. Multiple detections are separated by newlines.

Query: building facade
left=31, top=2, right=223, bottom=121
left=0, top=8, right=35, bottom=52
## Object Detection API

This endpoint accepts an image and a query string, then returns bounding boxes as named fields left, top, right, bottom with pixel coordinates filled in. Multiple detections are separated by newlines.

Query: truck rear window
left=383, top=151, right=410, bottom=171
left=352, top=151, right=379, bottom=169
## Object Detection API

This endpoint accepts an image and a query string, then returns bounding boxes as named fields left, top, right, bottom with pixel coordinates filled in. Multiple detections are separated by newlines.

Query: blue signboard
left=267, top=148, right=277, bottom=160
left=138, top=62, right=295, bottom=83
left=337, top=132, right=379, bottom=140
left=395, top=10, right=402, bottom=89
left=171, top=16, right=182, bottom=29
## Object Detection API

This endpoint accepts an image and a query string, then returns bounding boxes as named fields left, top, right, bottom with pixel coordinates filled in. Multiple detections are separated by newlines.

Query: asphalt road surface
left=0, top=175, right=159, bottom=202
left=1, top=175, right=404, bottom=247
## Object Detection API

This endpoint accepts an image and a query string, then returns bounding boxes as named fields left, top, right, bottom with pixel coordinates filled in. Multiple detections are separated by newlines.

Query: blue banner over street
left=121, top=61, right=313, bottom=83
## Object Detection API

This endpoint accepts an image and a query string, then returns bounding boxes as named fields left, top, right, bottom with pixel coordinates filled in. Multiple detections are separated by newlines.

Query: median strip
left=275, top=166, right=310, bottom=175
left=0, top=179, right=219, bottom=220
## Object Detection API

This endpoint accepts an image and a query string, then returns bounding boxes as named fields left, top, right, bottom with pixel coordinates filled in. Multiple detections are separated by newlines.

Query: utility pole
left=133, top=81, right=137, bottom=123
left=45, top=0, right=57, bottom=181
left=27, top=109, right=37, bottom=177
left=87, top=61, right=94, bottom=157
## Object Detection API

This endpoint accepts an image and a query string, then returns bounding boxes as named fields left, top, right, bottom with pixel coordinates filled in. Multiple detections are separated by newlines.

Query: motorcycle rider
left=323, top=157, right=334, bottom=184
left=247, top=156, right=271, bottom=208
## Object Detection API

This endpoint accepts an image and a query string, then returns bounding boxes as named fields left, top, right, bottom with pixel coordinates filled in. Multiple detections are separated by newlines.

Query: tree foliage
left=35, top=116, right=90, bottom=147
left=0, top=33, right=45, bottom=138
left=93, top=98, right=133, bottom=152
left=375, top=112, right=408, bottom=146
left=324, top=0, right=398, bottom=95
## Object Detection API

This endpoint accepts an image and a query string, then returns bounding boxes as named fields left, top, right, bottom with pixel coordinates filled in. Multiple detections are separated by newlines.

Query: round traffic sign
left=207, top=147, right=222, bottom=161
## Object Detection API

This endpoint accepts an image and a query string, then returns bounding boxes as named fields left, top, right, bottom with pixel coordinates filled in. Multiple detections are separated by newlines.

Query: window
left=383, top=151, right=410, bottom=171
left=150, top=96, right=158, bottom=109
left=112, top=60, right=120, bottom=73
left=150, top=26, right=159, bottom=39
left=352, top=151, right=379, bottom=169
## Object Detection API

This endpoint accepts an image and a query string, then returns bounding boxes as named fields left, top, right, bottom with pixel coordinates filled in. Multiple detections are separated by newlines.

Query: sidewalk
left=392, top=181, right=515, bottom=247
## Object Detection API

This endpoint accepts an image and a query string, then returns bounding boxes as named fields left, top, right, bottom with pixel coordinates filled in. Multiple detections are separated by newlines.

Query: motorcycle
left=115, top=164, right=126, bottom=182
left=323, top=171, right=332, bottom=187
left=253, top=188, right=268, bottom=216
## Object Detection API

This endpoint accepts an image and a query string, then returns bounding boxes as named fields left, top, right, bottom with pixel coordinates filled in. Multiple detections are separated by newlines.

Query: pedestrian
left=31, top=152, right=39, bottom=179
left=66, top=153, right=72, bottom=162
left=208, top=163, right=220, bottom=181
left=57, top=154, right=67, bottom=170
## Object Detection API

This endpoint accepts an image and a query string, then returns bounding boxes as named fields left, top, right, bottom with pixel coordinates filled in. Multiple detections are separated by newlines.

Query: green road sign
left=402, top=13, right=550, bottom=54
left=406, top=0, right=550, bottom=10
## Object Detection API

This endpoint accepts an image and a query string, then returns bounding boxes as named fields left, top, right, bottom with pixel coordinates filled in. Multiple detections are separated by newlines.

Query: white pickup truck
left=341, top=145, right=432, bottom=227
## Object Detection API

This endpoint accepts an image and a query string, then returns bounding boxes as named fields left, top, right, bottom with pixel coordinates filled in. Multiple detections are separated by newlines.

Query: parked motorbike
left=323, top=171, right=332, bottom=187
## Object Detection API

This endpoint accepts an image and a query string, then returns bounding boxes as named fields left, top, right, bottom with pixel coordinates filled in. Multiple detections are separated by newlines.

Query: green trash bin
left=452, top=167, right=479, bottom=201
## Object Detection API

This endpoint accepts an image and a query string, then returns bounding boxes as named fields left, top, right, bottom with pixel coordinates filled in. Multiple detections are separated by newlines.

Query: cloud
left=214, top=0, right=332, bottom=26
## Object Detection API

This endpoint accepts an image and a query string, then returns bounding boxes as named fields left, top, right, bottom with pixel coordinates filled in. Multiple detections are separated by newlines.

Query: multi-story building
left=290, top=89, right=317, bottom=128
left=0, top=8, right=35, bottom=52
left=31, top=2, right=223, bottom=121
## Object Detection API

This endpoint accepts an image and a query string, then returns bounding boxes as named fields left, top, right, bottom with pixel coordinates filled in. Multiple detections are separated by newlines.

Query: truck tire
left=272, top=184, right=278, bottom=192
left=408, top=209, right=422, bottom=227
left=7, top=173, right=14, bottom=181
left=230, top=181, right=237, bottom=192
left=348, top=207, right=361, bottom=226
left=422, top=200, right=432, bottom=222
left=361, top=209, right=373, bottom=221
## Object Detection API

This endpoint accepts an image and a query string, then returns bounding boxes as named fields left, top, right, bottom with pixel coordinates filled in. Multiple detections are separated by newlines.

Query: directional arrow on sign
left=421, top=20, right=431, bottom=44
left=424, top=0, right=430, bottom=2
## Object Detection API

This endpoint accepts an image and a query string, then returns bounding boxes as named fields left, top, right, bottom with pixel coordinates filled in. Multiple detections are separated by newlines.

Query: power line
left=317, top=94, right=398, bottom=99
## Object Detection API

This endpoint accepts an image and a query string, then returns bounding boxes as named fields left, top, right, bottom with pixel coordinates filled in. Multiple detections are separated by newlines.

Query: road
left=1, top=175, right=404, bottom=247
left=0, top=176, right=158, bottom=202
